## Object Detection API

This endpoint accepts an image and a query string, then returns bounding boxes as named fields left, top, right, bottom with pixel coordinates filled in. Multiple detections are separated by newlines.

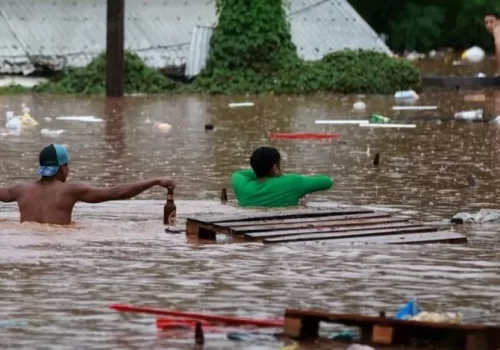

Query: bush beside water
left=0, top=0, right=421, bottom=95
left=31, top=52, right=177, bottom=94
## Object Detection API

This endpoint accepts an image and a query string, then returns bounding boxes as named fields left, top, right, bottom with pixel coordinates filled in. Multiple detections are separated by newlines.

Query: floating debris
left=315, top=120, right=368, bottom=125
left=392, top=106, right=438, bottom=111
left=353, top=101, right=366, bottom=110
left=360, top=123, right=416, bottom=128
left=153, top=122, right=172, bottom=132
left=373, top=153, right=380, bottom=167
left=56, top=116, right=104, bottom=123
left=454, top=109, right=482, bottom=121
left=461, top=46, right=485, bottom=63
left=40, top=128, right=65, bottom=137
left=228, top=102, right=255, bottom=108
left=394, top=90, right=419, bottom=100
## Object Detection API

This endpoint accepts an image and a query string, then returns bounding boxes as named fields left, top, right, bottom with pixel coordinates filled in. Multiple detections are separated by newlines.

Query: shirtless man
left=0, top=144, right=175, bottom=225
left=484, top=12, right=500, bottom=75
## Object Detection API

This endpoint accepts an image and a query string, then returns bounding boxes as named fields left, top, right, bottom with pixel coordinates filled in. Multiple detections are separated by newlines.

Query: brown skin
left=0, top=164, right=175, bottom=225
left=484, top=15, right=500, bottom=75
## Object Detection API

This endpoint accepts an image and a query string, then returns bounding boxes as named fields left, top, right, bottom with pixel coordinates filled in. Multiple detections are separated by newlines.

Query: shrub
left=32, top=51, right=177, bottom=94
left=193, top=0, right=421, bottom=94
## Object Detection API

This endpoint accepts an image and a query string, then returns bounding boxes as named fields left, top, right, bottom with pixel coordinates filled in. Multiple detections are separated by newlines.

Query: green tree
left=389, top=2, right=444, bottom=52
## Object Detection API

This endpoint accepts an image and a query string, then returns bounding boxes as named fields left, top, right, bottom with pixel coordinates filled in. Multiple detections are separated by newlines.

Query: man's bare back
left=0, top=144, right=175, bottom=225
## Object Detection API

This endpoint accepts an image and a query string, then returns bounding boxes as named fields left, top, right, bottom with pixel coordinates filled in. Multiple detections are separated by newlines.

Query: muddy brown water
left=1, top=89, right=500, bottom=350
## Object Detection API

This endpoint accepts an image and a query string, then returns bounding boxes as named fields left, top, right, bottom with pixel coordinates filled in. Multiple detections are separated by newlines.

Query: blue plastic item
left=394, top=299, right=421, bottom=320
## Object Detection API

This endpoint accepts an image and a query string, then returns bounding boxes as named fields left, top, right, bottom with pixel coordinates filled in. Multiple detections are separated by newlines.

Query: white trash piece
left=461, top=46, right=485, bottom=63
left=360, top=123, right=416, bottom=128
left=5, top=111, right=20, bottom=132
left=347, top=345, right=375, bottom=350
left=392, top=106, right=437, bottom=111
left=454, top=109, right=482, bottom=121
left=228, top=102, right=255, bottom=108
left=153, top=122, right=172, bottom=132
left=56, top=116, right=104, bottom=122
left=353, top=101, right=366, bottom=110
left=394, top=90, right=419, bottom=100
left=476, top=72, right=487, bottom=78
left=315, top=120, right=369, bottom=125
left=40, top=128, right=65, bottom=137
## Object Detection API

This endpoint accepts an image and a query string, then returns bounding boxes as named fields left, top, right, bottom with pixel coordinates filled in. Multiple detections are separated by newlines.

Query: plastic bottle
left=454, top=109, right=482, bottom=121
left=369, top=114, right=391, bottom=124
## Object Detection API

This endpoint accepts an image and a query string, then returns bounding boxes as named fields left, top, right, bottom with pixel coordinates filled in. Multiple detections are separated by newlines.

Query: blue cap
left=35, top=144, right=70, bottom=177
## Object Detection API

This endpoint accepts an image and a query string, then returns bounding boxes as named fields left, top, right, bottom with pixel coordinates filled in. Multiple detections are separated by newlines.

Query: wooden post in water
left=106, top=0, right=125, bottom=97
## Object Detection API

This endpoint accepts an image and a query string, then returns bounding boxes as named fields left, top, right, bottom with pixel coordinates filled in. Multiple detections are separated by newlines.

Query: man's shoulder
left=493, top=25, right=500, bottom=37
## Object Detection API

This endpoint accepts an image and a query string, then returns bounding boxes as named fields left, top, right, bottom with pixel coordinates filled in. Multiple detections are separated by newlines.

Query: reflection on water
left=1, top=92, right=500, bottom=349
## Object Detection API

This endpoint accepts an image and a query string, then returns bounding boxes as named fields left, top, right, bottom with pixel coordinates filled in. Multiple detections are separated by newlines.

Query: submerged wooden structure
left=422, top=76, right=500, bottom=89
left=185, top=207, right=467, bottom=244
left=284, top=309, right=500, bottom=349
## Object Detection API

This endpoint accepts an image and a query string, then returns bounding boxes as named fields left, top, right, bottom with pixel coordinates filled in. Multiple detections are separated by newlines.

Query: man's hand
left=156, top=177, right=175, bottom=189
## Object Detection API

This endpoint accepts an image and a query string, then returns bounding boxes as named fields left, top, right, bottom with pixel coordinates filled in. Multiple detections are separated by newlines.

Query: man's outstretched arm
left=69, top=177, right=175, bottom=204
left=0, top=184, right=20, bottom=202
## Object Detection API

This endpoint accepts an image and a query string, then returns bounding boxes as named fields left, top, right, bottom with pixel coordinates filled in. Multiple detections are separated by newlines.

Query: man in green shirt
left=231, top=146, right=333, bottom=207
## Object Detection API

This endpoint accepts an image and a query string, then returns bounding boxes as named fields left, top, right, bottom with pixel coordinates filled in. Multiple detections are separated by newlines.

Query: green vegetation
left=33, top=51, right=177, bottom=94
left=350, top=0, right=500, bottom=52
left=0, top=0, right=421, bottom=96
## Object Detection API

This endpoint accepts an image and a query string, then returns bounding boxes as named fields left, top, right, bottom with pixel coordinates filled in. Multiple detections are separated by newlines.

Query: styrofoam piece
left=392, top=106, right=438, bottom=111
left=315, top=120, right=369, bottom=125
left=228, top=102, right=255, bottom=108
left=57, top=116, right=104, bottom=122
left=360, top=123, right=417, bottom=128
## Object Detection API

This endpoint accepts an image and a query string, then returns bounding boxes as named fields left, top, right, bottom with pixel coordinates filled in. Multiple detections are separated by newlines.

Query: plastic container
left=454, top=109, right=482, bottom=121
left=394, top=90, right=419, bottom=100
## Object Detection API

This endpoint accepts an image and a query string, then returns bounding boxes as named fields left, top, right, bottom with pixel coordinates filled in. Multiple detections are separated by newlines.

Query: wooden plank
left=188, top=207, right=374, bottom=224
left=245, top=219, right=414, bottom=239
left=259, top=225, right=438, bottom=243
left=284, top=309, right=500, bottom=332
left=228, top=212, right=392, bottom=233
left=284, top=309, right=500, bottom=347
left=264, top=231, right=467, bottom=244
left=216, top=212, right=402, bottom=228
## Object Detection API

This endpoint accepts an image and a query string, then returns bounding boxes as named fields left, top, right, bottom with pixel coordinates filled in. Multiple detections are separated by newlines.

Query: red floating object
left=271, top=132, right=341, bottom=140
left=109, top=303, right=284, bottom=328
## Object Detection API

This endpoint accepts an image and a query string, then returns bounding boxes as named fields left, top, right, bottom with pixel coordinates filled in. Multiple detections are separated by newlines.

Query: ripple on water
left=1, top=93, right=500, bottom=348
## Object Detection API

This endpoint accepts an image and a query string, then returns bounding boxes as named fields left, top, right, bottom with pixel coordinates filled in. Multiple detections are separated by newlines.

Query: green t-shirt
left=231, top=169, right=333, bottom=207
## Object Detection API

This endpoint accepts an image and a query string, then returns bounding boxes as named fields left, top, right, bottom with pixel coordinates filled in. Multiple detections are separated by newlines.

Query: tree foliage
left=350, top=0, right=500, bottom=52
left=192, top=0, right=420, bottom=94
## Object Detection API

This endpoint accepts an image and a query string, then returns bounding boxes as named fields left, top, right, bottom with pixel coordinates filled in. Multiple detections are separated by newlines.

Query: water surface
left=1, top=90, right=500, bottom=349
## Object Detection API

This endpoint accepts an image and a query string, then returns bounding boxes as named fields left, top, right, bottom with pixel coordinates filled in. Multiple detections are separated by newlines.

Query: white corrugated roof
left=0, top=0, right=390, bottom=75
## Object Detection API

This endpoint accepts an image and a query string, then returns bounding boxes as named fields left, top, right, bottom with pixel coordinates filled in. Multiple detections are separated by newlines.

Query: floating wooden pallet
left=284, top=308, right=500, bottom=350
left=185, top=207, right=467, bottom=244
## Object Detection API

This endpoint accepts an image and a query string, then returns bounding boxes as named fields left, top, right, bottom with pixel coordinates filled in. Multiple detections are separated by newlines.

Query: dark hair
left=250, top=146, right=281, bottom=178
left=485, top=11, right=500, bottom=19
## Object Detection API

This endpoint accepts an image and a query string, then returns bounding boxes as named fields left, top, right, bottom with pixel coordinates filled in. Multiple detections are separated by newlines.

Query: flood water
left=2, top=88, right=500, bottom=349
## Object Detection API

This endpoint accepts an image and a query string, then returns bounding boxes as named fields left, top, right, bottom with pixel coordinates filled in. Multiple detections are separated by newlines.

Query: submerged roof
left=0, top=0, right=390, bottom=75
